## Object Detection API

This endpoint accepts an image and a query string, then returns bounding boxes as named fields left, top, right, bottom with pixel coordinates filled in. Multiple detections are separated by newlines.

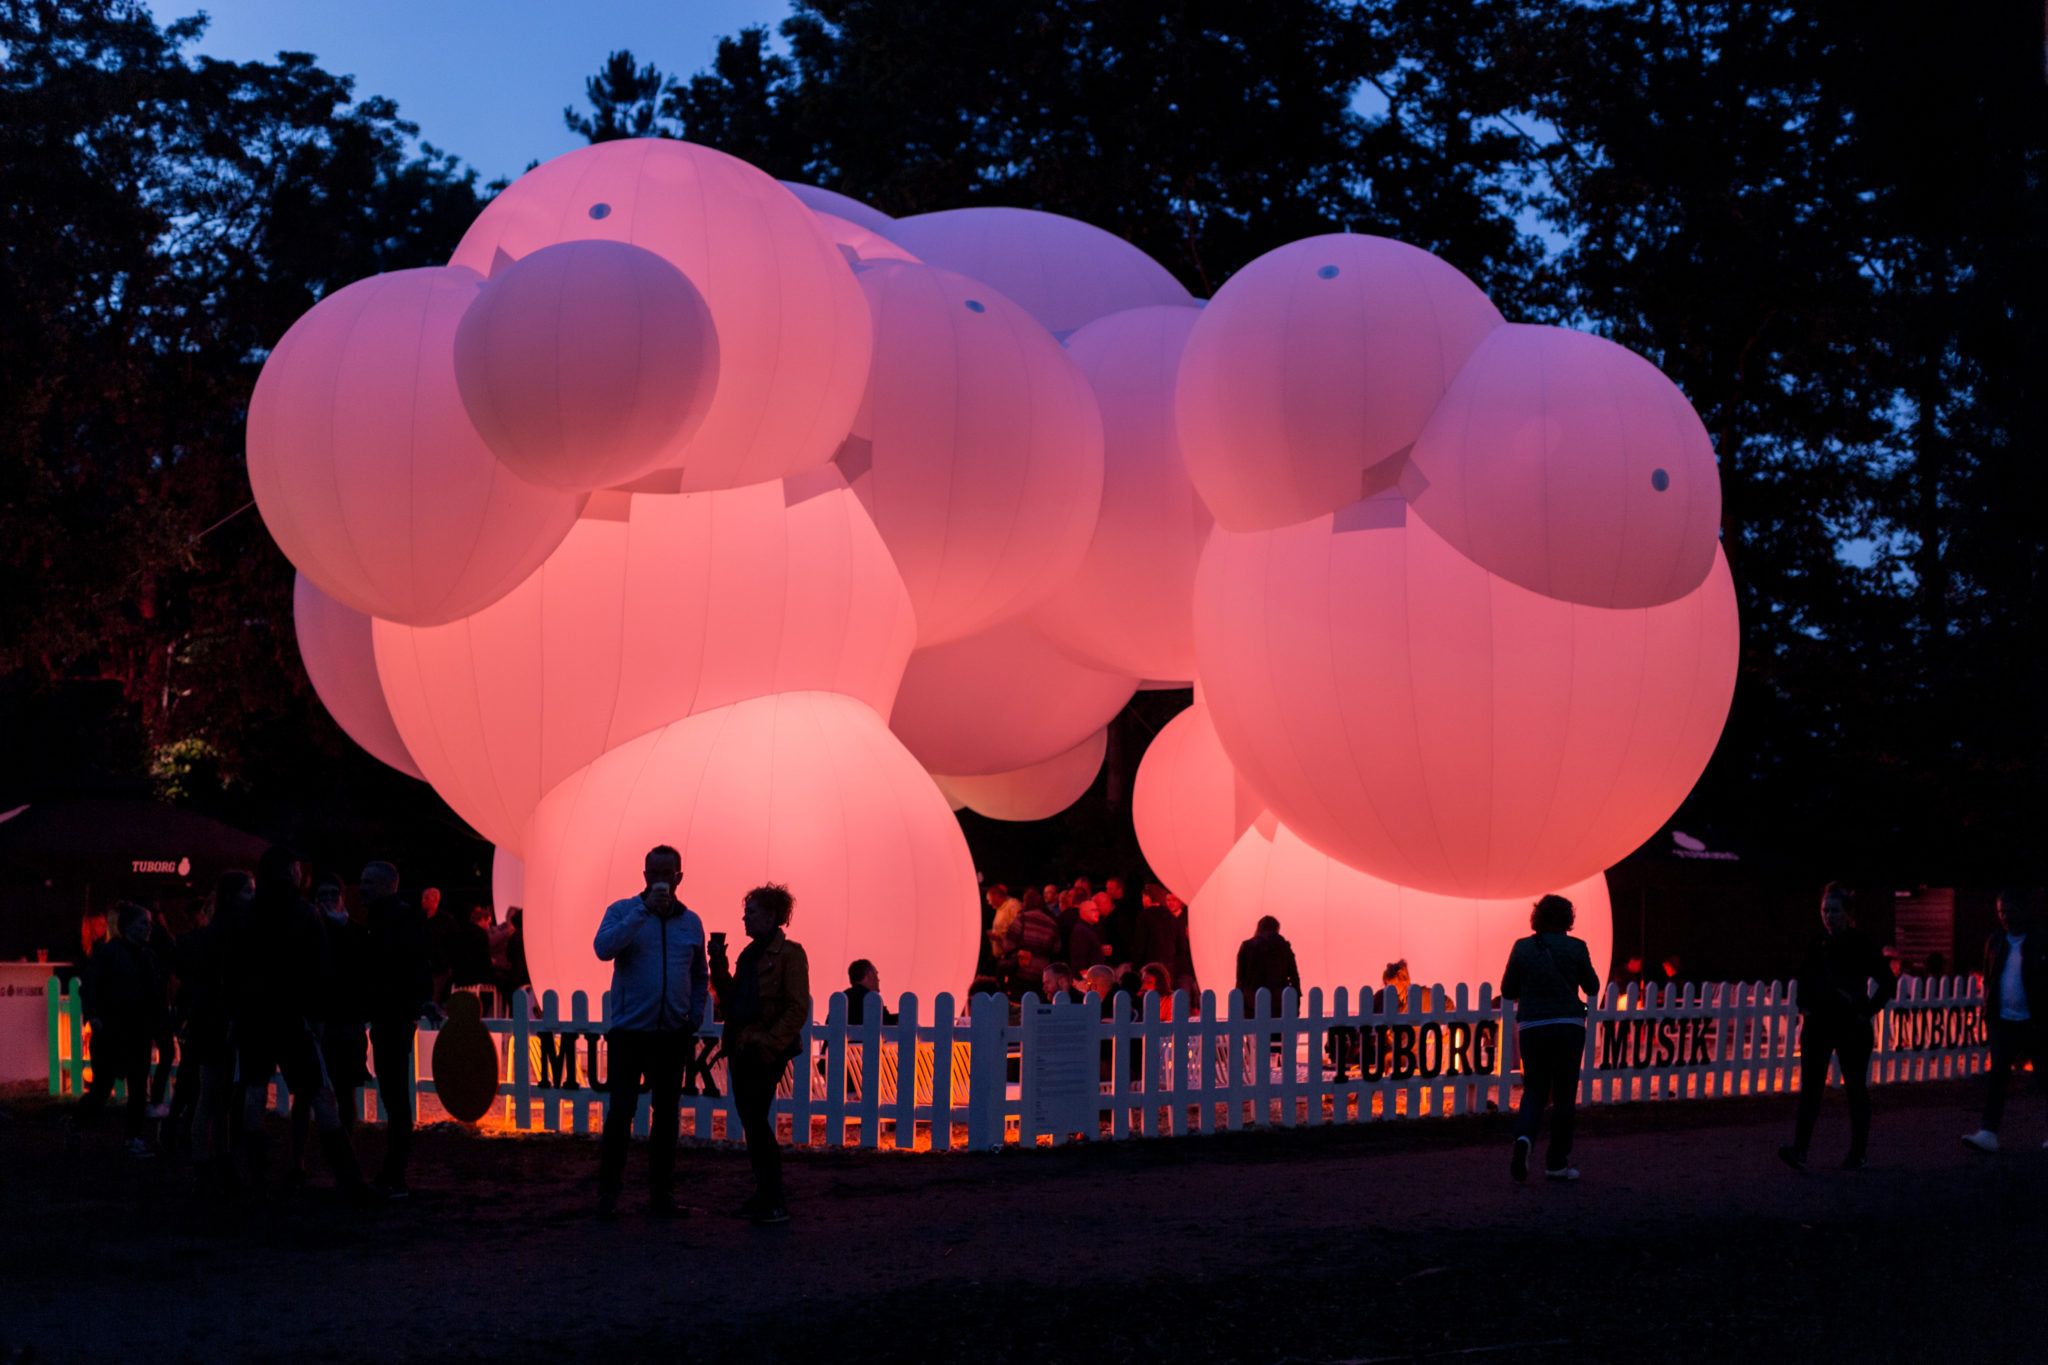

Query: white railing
left=45, top=975, right=1989, bottom=1152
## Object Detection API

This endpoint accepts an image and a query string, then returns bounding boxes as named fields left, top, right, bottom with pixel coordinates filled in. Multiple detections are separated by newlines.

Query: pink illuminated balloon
left=1029, top=306, right=1211, bottom=681
left=781, top=181, right=897, bottom=236
left=1176, top=234, right=1503, bottom=532
left=1405, top=323, right=1721, bottom=609
left=374, top=470, right=915, bottom=852
left=934, top=729, right=1106, bottom=822
left=842, top=261, right=1104, bottom=645
left=291, top=574, right=423, bottom=780
left=521, top=690, right=979, bottom=1009
left=1194, top=501, right=1739, bottom=899
left=811, top=210, right=921, bottom=266
left=1189, top=821, right=1613, bottom=1003
left=890, top=618, right=1137, bottom=777
left=1131, top=696, right=1264, bottom=901
left=453, top=239, right=719, bottom=491
left=492, top=847, right=524, bottom=917
left=247, top=267, right=583, bottom=625
left=451, top=140, right=870, bottom=492
left=888, top=207, right=1192, bottom=337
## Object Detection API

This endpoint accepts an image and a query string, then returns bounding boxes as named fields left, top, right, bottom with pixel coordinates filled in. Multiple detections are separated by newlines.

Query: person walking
left=1500, top=895, right=1600, bottom=1183
left=592, top=845, right=707, bottom=1220
left=297, top=878, right=369, bottom=1166
left=1962, top=888, right=2048, bottom=1153
left=360, top=860, right=433, bottom=1198
left=1779, top=883, right=1894, bottom=1171
left=71, top=902, right=165, bottom=1156
left=710, top=883, right=809, bottom=1227
left=227, top=847, right=362, bottom=1193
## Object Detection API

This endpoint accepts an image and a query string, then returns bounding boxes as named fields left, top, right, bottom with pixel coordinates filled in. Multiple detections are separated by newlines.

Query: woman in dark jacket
left=1500, top=894, right=1600, bottom=1183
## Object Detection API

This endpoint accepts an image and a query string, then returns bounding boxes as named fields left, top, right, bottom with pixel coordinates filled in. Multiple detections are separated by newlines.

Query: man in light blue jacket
left=592, top=844, right=707, bottom=1219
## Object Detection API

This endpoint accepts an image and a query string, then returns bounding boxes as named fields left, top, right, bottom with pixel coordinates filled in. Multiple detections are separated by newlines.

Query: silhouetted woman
left=1500, top=894, right=1600, bottom=1183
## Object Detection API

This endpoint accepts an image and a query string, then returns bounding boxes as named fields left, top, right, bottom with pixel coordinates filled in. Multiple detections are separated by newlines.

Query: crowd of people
left=62, top=848, right=2048, bottom=1221
left=968, top=877, right=1199, bottom=1017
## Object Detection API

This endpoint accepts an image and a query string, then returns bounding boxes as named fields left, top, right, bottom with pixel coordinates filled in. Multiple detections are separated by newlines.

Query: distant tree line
left=3, top=0, right=2042, bottom=884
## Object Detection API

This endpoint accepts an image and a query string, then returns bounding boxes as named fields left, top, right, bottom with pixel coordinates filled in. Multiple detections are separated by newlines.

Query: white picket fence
left=47, top=974, right=1990, bottom=1152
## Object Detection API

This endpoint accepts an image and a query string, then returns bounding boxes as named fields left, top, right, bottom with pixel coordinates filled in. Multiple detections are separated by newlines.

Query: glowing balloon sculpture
left=841, top=260, right=1105, bottom=645
left=247, top=267, right=583, bottom=626
left=890, top=618, right=1137, bottom=777
left=1176, top=234, right=1502, bottom=532
left=292, top=574, right=423, bottom=780
left=450, top=139, right=871, bottom=493
left=1193, top=506, right=1739, bottom=899
left=888, top=207, right=1193, bottom=337
left=1030, top=306, right=1211, bottom=681
left=1131, top=695, right=1265, bottom=901
left=522, top=690, right=979, bottom=1008
left=1405, top=323, right=1721, bottom=609
left=935, top=729, right=1108, bottom=823
left=782, top=181, right=897, bottom=236
left=249, top=136, right=1740, bottom=1008
left=453, top=239, right=720, bottom=491
left=1188, top=822, right=1614, bottom=1003
left=373, top=472, right=915, bottom=854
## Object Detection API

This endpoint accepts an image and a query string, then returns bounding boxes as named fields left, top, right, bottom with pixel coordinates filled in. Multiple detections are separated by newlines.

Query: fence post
left=510, top=987, right=531, bottom=1131
left=967, top=990, right=1008, bottom=1150
left=46, top=975, right=61, bottom=1096
left=930, top=993, right=957, bottom=1152
left=892, top=991, right=918, bottom=1151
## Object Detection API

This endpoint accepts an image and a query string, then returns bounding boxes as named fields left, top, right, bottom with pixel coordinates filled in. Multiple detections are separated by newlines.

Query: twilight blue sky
left=155, top=1, right=790, bottom=183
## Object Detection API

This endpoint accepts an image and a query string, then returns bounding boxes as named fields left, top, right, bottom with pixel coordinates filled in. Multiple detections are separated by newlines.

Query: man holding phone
left=592, top=844, right=707, bottom=1219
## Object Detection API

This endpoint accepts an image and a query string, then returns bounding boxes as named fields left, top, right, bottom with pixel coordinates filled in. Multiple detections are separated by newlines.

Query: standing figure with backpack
left=1501, top=895, right=1600, bottom=1183
left=710, top=883, right=810, bottom=1226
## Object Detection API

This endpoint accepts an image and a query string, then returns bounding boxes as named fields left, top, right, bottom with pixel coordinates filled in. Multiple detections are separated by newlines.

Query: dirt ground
left=1, top=1077, right=2042, bottom=1363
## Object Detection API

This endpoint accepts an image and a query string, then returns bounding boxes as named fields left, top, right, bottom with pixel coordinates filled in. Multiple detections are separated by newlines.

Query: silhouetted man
left=1963, top=888, right=2048, bottom=1153
left=1780, top=883, right=1894, bottom=1171
left=593, top=845, right=706, bottom=1219
left=361, top=860, right=432, bottom=1197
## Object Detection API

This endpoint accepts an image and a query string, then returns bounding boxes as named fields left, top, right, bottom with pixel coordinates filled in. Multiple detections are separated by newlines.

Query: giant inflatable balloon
left=245, top=134, right=1740, bottom=1008
left=453, top=239, right=720, bottom=491
left=451, top=139, right=871, bottom=493
left=1131, top=695, right=1264, bottom=901
left=890, top=618, right=1137, bottom=777
left=1189, top=821, right=1613, bottom=1005
left=374, top=471, right=915, bottom=853
left=1176, top=235, right=1502, bottom=532
left=292, top=574, right=423, bottom=780
left=935, top=729, right=1107, bottom=823
left=521, top=690, right=978, bottom=1009
left=247, top=267, right=584, bottom=625
left=782, top=181, right=897, bottom=237
left=1406, top=324, right=1721, bottom=609
left=888, top=207, right=1192, bottom=337
left=842, top=260, right=1105, bottom=645
left=1194, top=501, right=1739, bottom=899
left=1030, top=306, right=1211, bottom=681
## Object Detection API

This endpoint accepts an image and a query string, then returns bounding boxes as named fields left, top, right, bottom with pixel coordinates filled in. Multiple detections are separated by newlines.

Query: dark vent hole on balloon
left=1317, top=265, right=1341, bottom=279
left=964, top=299, right=987, bottom=313
left=588, top=202, right=613, bottom=220
left=1650, top=468, right=1671, bottom=492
